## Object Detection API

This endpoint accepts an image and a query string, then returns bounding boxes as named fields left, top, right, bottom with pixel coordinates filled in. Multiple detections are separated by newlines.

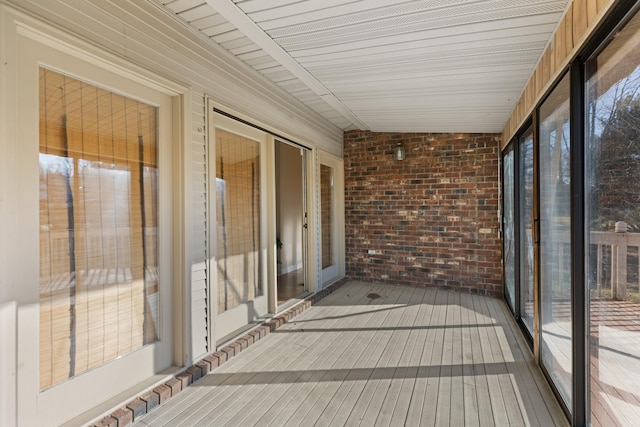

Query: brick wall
left=344, top=130, right=502, bottom=296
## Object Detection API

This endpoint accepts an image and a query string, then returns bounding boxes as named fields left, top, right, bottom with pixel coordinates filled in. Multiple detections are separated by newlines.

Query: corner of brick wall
left=344, top=130, right=503, bottom=297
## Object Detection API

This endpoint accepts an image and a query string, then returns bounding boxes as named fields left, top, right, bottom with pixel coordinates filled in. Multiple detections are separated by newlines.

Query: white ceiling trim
left=204, top=0, right=368, bottom=130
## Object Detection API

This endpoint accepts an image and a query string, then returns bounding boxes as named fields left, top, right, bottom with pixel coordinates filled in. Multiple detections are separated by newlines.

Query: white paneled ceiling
left=156, top=0, right=570, bottom=133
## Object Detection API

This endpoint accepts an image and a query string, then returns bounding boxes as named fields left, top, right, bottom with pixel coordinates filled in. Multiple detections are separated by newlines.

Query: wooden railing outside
left=591, top=221, right=640, bottom=301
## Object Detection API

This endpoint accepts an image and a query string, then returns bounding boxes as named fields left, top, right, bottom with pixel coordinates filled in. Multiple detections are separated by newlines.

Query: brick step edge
left=92, top=277, right=349, bottom=427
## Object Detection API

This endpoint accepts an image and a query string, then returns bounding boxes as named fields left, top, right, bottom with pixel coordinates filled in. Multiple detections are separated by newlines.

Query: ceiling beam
left=204, top=0, right=368, bottom=130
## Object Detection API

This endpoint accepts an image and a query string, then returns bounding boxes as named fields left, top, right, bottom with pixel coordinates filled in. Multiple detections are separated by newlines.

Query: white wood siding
left=190, top=94, right=209, bottom=360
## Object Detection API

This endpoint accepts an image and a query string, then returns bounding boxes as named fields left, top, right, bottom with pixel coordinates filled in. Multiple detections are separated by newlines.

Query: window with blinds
left=39, top=68, right=159, bottom=389
left=215, top=129, right=262, bottom=314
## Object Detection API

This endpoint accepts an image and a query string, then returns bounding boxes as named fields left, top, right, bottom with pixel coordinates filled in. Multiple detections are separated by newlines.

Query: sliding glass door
left=502, top=126, right=535, bottom=341
left=211, top=114, right=269, bottom=340
left=519, top=127, right=535, bottom=336
left=503, top=146, right=516, bottom=312
left=539, top=73, right=572, bottom=409
left=586, top=9, right=640, bottom=425
left=503, top=76, right=573, bottom=413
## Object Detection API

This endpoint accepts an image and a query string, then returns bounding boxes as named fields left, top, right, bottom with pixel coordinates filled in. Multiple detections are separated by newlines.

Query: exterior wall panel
left=190, top=94, right=208, bottom=361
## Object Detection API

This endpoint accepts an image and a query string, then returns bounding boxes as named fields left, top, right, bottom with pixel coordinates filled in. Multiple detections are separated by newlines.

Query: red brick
left=94, top=416, right=117, bottom=427
left=221, top=345, right=235, bottom=359
left=204, top=353, right=220, bottom=369
left=110, top=408, right=133, bottom=427
left=176, top=372, right=192, bottom=388
left=140, top=391, right=160, bottom=411
left=244, top=334, right=254, bottom=346
left=196, top=359, right=211, bottom=375
left=187, top=365, right=203, bottom=382
left=237, top=337, right=249, bottom=350
left=126, top=399, right=147, bottom=421
left=153, top=384, right=171, bottom=404
left=249, top=330, right=261, bottom=343
left=165, top=378, right=182, bottom=396
left=213, top=350, right=227, bottom=364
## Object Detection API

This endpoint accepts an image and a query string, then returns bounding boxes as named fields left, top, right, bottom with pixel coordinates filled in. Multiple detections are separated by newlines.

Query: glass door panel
left=213, top=117, right=268, bottom=340
left=519, top=128, right=535, bottom=335
left=586, top=9, right=640, bottom=425
left=503, top=147, right=516, bottom=311
left=539, top=73, right=572, bottom=408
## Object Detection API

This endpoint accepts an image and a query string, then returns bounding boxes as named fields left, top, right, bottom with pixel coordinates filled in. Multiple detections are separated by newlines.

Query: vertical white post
left=615, top=221, right=628, bottom=301
left=597, top=244, right=603, bottom=296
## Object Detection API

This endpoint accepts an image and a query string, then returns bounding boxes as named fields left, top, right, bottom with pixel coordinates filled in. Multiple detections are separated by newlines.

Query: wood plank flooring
left=277, top=268, right=306, bottom=304
left=137, top=281, right=568, bottom=426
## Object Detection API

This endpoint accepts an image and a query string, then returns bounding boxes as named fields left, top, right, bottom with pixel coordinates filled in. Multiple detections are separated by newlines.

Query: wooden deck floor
left=137, top=281, right=568, bottom=426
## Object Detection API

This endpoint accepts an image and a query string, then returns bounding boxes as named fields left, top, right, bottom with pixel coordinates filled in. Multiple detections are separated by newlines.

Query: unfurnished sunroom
left=1, top=0, right=640, bottom=426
